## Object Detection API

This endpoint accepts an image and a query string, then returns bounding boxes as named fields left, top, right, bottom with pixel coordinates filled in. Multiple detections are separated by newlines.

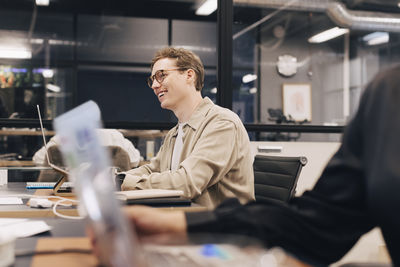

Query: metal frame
left=0, top=119, right=344, bottom=134
left=217, top=0, right=233, bottom=109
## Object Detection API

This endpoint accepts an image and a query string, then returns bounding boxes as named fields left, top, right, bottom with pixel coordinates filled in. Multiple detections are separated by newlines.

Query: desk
left=14, top=218, right=86, bottom=267
left=13, top=218, right=311, bottom=267
left=0, top=183, right=207, bottom=218
left=0, top=161, right=36, bottom=167
left=0, top=129, right=55, bottom=136
left=0, top=129, right=167, bottom=138
left=0, top=183, right=78, bottom=218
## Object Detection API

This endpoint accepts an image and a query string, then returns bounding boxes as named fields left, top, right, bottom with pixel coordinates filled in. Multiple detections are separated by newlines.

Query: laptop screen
left=36, top=105, right=69, bottom=177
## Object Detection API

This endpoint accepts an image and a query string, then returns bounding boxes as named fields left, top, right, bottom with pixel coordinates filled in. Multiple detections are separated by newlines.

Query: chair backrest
left=38, top=145, right=131, bottom=181
left=253, top=155, right=307, bottom=203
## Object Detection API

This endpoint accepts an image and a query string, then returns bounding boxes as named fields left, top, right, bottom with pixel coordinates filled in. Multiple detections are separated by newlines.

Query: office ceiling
left=344, top=0, right=400, bottom=12
left=0, top=0, right=215, bottom=21
left=0, top=0, right=400, bottom=20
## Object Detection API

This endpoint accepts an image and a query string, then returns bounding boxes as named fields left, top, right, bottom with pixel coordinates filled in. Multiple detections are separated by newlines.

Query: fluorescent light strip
left=308, top=27, right=349, bottom=43
left=0, top=48, right=32, bottom=59
left=249, top=87, right=257, bottom=94
left=36, top=0, right=49, bottom=6
left=42, top=69, right=54, bottom=78
left=242, top=74, right=257, bottom=83
left=363, top=32, right=389, bottom=46
left=46, top=84, right=61, bottom=93
left=367, top=35, right=389, bottom=46
left=196, top=0, right=217, bottom=16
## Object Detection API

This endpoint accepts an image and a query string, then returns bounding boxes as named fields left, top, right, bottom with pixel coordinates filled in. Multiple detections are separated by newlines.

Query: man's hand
left=122, top=205, right=188, bottom=242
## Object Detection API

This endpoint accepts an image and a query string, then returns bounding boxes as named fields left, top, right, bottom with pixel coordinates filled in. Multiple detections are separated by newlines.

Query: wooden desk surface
left=13, top=218, right=311, bottom=267
left=0, top=129, right=168, bottom=138
left=0, top=183, right=207, bottom=218
left=0, top=129, right=55, bottom=136
left=0, top=160, right=37, bottom=167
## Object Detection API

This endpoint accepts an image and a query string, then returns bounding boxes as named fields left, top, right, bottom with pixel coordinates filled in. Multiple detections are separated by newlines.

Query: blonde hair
left=151, top=47, right=204, bottom=91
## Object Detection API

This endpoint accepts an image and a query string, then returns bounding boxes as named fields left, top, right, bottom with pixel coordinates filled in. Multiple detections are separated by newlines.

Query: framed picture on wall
left=282, top=83, right=312, bottom=122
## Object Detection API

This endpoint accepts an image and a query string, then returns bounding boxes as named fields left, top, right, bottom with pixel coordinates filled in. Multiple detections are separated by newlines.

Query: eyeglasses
left=147, top=68, right=187, bottom=88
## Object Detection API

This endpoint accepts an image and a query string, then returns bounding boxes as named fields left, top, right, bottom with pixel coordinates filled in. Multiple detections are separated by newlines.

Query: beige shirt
left=122, top=97, right=255, bottom=208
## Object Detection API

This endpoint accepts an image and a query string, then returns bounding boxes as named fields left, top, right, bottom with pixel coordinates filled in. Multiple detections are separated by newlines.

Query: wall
left=258, top=28, right=382, bottom=142
left=251, top=141, right=389, bottom=265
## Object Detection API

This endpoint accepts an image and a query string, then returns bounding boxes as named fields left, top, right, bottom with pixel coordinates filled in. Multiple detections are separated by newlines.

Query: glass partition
left=0, top=0, right=217, bottom=165
left=232, top=1, right=400, bottom=141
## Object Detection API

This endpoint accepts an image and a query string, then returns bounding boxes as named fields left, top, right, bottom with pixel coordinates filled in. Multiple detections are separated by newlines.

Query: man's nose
left=151, top=79, right=161, bottom=90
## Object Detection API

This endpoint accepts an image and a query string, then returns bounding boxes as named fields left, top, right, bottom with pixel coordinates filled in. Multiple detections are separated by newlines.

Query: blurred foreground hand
left=122, top=205, right=187, bottom=243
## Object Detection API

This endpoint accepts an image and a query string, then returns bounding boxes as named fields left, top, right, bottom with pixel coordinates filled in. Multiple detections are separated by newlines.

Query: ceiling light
left=36, top=0, right=49, bottom=6
left=42, top=69, right=54, bottom=78
left=363, top=32, right=389, bottom=46
left=242, top=74, right=257, bottom=83
left=249, top=87, right=258, bottom=94
left=0, top=48, right=32, bottom=59
left=308, top=27, right=349, bottom=43
left=398, top=2, right=400, bottom=8
left=46, top=84, right=61, bottom=93
left=196, top=0, right=217, bottom=16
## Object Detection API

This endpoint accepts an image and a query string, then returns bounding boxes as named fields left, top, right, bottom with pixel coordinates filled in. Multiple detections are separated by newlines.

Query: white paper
left=0, top=218, right=27, bottom=227
left=0, top=220, right=51, bottom=238
left=0, top=197, right=23, bottom=205
left=0, top=170, right=7, bottom=185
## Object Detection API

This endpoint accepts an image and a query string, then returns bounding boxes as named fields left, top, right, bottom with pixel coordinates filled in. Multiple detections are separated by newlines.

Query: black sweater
left=186, top=65, right=400, bottom=265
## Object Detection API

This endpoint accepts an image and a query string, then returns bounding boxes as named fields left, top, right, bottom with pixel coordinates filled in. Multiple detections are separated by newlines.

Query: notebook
left=115, top=189, right=190, bottom=207
left=115, top=189, right=184, bottom=200
left=26, top=182, right=73, bottom=190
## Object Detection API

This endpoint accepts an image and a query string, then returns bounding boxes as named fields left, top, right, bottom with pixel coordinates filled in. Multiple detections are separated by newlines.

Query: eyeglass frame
left=147, top=68, right=188, bottom=88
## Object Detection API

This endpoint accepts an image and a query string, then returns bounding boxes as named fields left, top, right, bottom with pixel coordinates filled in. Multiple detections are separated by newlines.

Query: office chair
left=38, top=145, right=131, bottom=182
left=253, top=155, right=307, bottom=203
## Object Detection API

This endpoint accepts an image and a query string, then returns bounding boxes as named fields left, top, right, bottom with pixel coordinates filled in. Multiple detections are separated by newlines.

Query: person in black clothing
left=119, top=65, right=400, bottom=266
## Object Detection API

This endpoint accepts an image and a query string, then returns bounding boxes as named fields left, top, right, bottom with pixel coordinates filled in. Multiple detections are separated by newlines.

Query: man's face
left=150, top=58, right=189, bottom=111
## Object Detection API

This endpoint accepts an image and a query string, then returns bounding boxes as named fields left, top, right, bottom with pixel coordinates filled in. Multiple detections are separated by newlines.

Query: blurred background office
left=0, top=0, right=398, bottom=264
left=0, top=0, right=400, bottom=162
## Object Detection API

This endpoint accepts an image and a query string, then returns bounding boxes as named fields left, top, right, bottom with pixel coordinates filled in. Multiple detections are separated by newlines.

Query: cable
left=5, top=194, right=83, bottom=220
left=52, top=199, right=84, bottom=220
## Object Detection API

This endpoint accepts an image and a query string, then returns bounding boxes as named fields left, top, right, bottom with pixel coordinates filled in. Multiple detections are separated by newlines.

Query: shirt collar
left=171, top=97, right=214, bottom=136
left=186, top=97, right=214, bottom=131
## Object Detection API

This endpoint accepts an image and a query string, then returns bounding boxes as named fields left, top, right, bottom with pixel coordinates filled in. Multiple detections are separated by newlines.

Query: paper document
left=0, top=219, right=51, bottom=238
left=0, top=197, right=23, bottom=205
left=0, top=169, right=7, bottom=185
left=0, top=218, right=27, bottom=226
left=115, top=189, right=184, bottom=200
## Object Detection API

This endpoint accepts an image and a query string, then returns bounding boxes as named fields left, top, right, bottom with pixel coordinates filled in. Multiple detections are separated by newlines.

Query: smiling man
left=121, top=47, right=254, bottom=208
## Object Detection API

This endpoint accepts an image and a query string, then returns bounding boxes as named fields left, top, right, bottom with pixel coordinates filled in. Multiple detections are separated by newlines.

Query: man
left=122, top=65, right=400, bottom=265
left=122, top=47, right=254, bottom=208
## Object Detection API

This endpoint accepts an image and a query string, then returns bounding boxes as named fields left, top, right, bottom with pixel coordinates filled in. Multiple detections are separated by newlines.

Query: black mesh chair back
left=253, top=155, right=307, bottom=203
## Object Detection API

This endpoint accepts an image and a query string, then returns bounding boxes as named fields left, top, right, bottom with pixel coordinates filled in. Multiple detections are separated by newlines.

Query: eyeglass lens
left=147, top=70, right=165, bottom=88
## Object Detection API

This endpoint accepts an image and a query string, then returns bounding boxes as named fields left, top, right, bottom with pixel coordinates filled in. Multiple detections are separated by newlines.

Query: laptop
left=53, top=101, right=266, bottom=267
left=35, top=105, right=73, bottom=196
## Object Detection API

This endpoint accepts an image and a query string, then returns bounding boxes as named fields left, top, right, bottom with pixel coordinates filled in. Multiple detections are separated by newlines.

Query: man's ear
left=186, top=69, right=196, bottom=85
